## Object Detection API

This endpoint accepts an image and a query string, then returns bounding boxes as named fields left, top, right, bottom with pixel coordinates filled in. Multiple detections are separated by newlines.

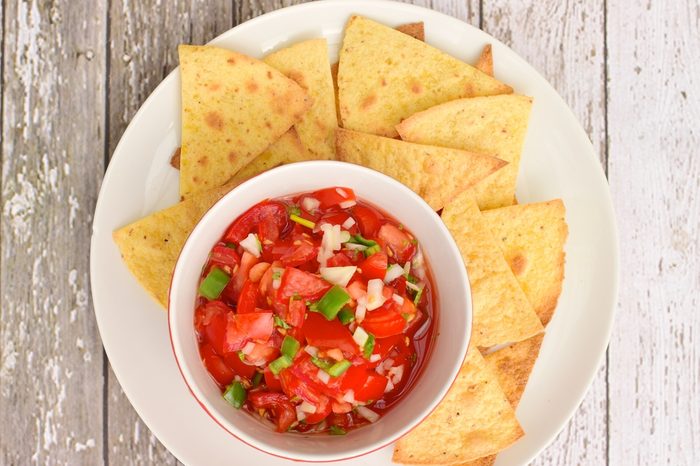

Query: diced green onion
left=328, top=360, right=351, bottom=377
left=225, top=242, right=237, bottom=249
left=290, top=214, right=316, bottom=229
left=364, top=244, right=381, bottom=257
left=413, top=286, right=424, bottom=306
left=316, top=285, right=351, bottom=320
left=272, top=270, right=282, bottom=281
left=287, top=205, right=302, bottom=216
left=237, top=351, right=246, bottom=362
left=274, top=315, right=291, bottom=329
left=405, top=273, right=418, bottom=284
left=281, top=335, right=300, bottom=359
left=329, top=425, right=346, bottom=435
left=349, top=234, right=377, bottom=247
left=401, top=312, right=412, bottom=321
left=198, top=267, right=230, bottom=300
left=223, top=381, right=246, bottom=409
left=363, top=333, right=375, bottom=359
left=269, top=355, right=293, bottom=375
left=311, top=357, right=333, bottom=372
left=338, top=308, right=355, bottom=325
left=252, top=371, right=263, bottom=388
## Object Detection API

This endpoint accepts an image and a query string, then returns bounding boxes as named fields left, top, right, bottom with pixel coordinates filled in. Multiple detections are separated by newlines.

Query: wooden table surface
left=1, top=0, right=697, bottom=464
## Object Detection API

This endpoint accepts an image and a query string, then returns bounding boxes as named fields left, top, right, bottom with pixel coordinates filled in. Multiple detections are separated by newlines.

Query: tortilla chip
left=482, top=200, right=568, bottom=325
left=397, top=94, right=532, bottom=209
left=338, top=16, right=512, bottom=137
left=441, top=192, right=543, bottom=347
left=459, top=334, right=545, bottom=466
left=395, top=21, right=425, bottom=41
left=264, top=39, right=337, bottom=159
left=178, top=45, right=311, bottom=198
left=475, top=44, right=493, bottom=77
left=228, top=128, right=313, bottom=183
left=393, top=347, right=523, bottom=464
left=331, top=62, right=341, bottom=124
left=113, top=183, right=237, bottom=308
left=335, top=128, right=507, bottom=211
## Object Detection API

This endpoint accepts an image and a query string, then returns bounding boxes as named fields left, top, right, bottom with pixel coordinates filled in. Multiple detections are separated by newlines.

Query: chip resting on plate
left=460, top=334, right=545, bottom=466
left=392, top=346, right=523, bottom=464
left=335, top=128, right=507, bottom=211
left=229, top=128, right=313, bottom=183
left=475, top=44, right=494, bottom=77
left=441, top=192, right=544, bottom=347
left=178, top=45, right=311, bottom=198
left=396, top=94, right=533, bottom=209
left=264, top=39, right=338, bottom=159
left=482, top=200, right=568, bottom=325
left=113, top=183, right=237, bottom=307
left=337, top=15, right=512, bottom=137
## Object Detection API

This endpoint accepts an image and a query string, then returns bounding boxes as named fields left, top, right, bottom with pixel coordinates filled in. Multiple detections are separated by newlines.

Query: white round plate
left=90, top=1, right=618, bottom=465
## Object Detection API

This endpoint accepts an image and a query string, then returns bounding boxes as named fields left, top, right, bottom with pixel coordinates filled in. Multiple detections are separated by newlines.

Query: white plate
left=90, top=1, right=618, bottom=465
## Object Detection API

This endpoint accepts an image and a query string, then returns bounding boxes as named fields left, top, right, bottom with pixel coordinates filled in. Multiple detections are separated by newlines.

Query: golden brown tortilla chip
left=338, top=16, right=512, bottom=137
left=396, top=94, right=533, bottom=209
left=335, top=128, right=506, bottom=211
left=395, top=21, right=425, bottom=41
left=113, top=183, right=238, bottom=308
left=459, top=334, right=545, bottom=466
left=441, top=192, right=543, bottom=347
left=393, top=347, right=523, bottom=465
left=178, top=45, right=311, bottom=198
left=264, top=39, right=337, bottom=159
left=228, top=128, right=313, bottom=183
left=482, top=200, right=568, bottom=325
left=475, top=44, right=494, bottom=77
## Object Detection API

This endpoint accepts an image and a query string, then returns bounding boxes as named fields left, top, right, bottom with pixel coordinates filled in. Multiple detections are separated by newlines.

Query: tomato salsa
left=194, top=187, right=436, bottom=434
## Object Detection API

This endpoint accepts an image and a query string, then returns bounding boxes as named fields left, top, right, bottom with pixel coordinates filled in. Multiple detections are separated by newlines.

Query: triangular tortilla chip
left=441, top=192, right=543, bottom=347
left=482, top=200, right=568, bottom=325
left=264, top=39, right=337, bottom=159
left=229, top=128, right=313, bottom=183
left=475, top=44, right=494, bottom=77
left=393, top=347, right=523, bottom=464
left=338, top=16, right=512, bottom=137
left=335, top=128, right=506, bottom=211
left=113, top=183, right=238, bottom=308
left=179, top=45, right=311, bottom=198
left=460, top=334, right=545, bottom=466
left=395, top=21, right=425, bottom=41
left=396, top=94, right=533, bottom=209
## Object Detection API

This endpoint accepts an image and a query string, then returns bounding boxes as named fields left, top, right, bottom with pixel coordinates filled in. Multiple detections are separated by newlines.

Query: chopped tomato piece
left=237, top=280, right=258, bottom=314
left=244, top=342, right=279, bottom=366
left=264, top=368, right=283, bottom=392
left=248, top=391, right=296, bottom=432
left=277, top=267, right=331, bottom=301
left=223, top=201, right=290, bottom=243
left=287, top=299, right=306, bottom=328
left=340, top=366, right=387, bottom=402
left=224, top=312, right=274, bottom=352
left=302, top=396, right=332, bottom=424
left=302, top=312, right=359, bottom=355
left=279, top=242, right=316, bottom=267
left=361, top=305, right=405, bottom=338
left=378, top=223, right=416, bottom=263
left=351, top=204, right=382, bottom=237
left=326, top=252, right=354, bottom=267
left=222, top=351, right=256, bottom=379
left=209, top=245, right=240, bottom=270
left=200, top=344, right=234, bottom=387
left=346, top=280, right=367, bottom=301
left=359, top=251, right=388, bottom=280
left=312, top=187, right=356, bottom=209
left=194, top=301, right=231, bottom=355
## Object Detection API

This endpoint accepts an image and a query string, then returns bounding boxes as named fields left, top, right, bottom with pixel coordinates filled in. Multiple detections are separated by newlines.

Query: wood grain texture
left=106, top=1, right=233, bottom=464
left=0, top=0, right=107, bottom=464
left=481, top=1, right=609, bottom=464
left=607, top=1, right=700, bottom=465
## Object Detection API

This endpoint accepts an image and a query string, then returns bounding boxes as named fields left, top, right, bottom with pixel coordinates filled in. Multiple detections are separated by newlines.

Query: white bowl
left=168, top=161, right=472, bottom=462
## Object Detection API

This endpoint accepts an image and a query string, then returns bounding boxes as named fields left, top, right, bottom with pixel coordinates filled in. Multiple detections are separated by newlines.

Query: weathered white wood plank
left=607, top=1, right=700, bottom=465
left=0, top=0, right=107, bottom=464
left=399, top=0, right=479, bottom=24
left=106, top=1, right=233, bottom=464
left=482, top=1, right=609, bottom=464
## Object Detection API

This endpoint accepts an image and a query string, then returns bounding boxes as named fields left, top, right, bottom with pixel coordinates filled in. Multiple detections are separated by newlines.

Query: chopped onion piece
left=317, top=369, right=331, bottom=384
left=405, top=281, right=422, bottom=292
left=304, top=345, right=319, bottom=357
left=384, top=264, right=404, bottom=284
left=369, top=354, right=381, bottom=363
left=336, top=187, right=349, bottom=198
left=389, top=364, right=405, bottom=385
left=355, top=296, right=367, bottom=323
left=357, top=406, right=379, bottom=423
left=342, top=389, right=356, bottom=404
left=302, top=196, right=320, bottom=212
left=375, top=365, right=385, bottom=376
left=366, top=279, right=386, bottom=310
left=300, top=401, right=317, bottom=414
left=353, top=326, right=369, bottom=347
left=344, top=243, right=367, bottom=251
left=403, top=262, right=411, bottom=275
left=412, top=248, right=426, bottom=279
left=342, top=217, right=356, bottom=229
left=384, top=379, right=395, bottom=393
left=339, top=200, right=356, bottom=209
left=320, top=266, right=357, bottom=287
left=296, top=405, right=306, bottom=421
left=272, top=278, right=281, bottom=290
left=240, top=233, right=261, bottom=258
left=241, top=342, right=256, bottom=355
left=392, top=294, right=404, bottom=305
left=339, top=230, right=352, bottom=243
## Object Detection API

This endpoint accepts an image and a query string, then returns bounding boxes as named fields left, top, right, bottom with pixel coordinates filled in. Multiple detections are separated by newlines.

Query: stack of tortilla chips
left=113, top=16, right=569, bottom=464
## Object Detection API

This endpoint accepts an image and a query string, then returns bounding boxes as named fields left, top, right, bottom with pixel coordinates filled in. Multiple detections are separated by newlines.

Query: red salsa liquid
left=194, top=187, right=437, bottom=434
